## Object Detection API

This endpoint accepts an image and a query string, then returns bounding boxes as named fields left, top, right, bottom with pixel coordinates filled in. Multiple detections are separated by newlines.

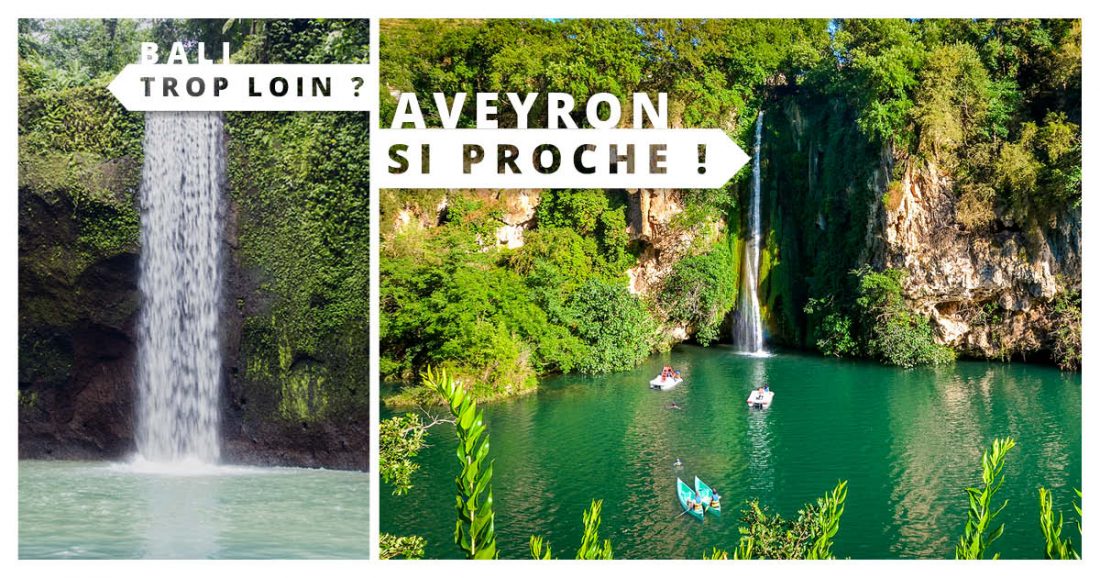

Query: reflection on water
left=382, top=345, right=1081, bottom=559
left=143, top=473, right=221, bottom=558
left=745, top=358, right=774, bottom=497
left=20, top=461, right=370, bottom=559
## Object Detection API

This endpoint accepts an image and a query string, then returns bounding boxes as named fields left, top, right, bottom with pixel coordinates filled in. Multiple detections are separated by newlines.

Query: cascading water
left=734, top=111, right=767, bottom=355
left=135, top=112, right=226, bottom=464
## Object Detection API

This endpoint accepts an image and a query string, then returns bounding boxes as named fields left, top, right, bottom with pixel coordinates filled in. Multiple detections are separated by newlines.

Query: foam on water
left=111, top=457, right=281, bottom=477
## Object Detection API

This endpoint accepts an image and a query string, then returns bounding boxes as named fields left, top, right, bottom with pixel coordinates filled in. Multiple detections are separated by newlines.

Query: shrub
left=661, top=242, right=736, bottom=345
left=803, top=297, right=858, bottom=358
left=854, top=267, right=955, bottom=368
left=567, top=279, right=657, bottom=374
left=1050, top=289, right=1081, bottom=371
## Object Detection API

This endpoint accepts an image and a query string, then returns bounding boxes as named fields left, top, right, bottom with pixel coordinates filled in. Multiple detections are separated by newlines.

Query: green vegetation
left=379, top=534, right=427, bottom=560
left=1050, top=288, right=1081, bottom=371
left=382, top=19, right=1079, bottom=378
left=803, top=267, right=954, bottom=368
left=705, top=481, right=847, bottom=560
left=1038, top=487, right=1080, bottom=559
left=855, top=268, right=955, bottom=368
left=661, top=241, right=737, bottom=345
left=423, top=368, right=498, bottom=559
left=225, top=20, right=370, bottom=425
left=18, top=20, right=147, bottom=394
left=530, top=500, right=614, bottom=560
left=382, top=191, right=665, bottom=400
left=955, top=437, right=1016, bottom=559
left=379, top=413, right=428, bottom=496
left=18, top=19, right=371, bottom=460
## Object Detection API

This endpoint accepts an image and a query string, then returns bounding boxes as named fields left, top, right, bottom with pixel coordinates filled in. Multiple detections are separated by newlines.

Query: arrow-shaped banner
left=108, top=63, right=376, bottom=111
left=375, top=128, right=750, bottom=189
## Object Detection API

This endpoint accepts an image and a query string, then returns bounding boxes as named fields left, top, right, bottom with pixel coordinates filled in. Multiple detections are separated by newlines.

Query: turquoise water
left=381, top=345, right=1082, bottom=559
left=20, top=460, right=370, bottom=559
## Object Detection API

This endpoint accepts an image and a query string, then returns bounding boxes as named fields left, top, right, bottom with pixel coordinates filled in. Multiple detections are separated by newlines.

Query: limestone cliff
left=758, top=97, right=1080, bottom=365
left=875, top=159, right=1081, bottom=360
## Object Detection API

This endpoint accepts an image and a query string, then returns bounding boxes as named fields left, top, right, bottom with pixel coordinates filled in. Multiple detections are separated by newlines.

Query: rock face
left=494, top=191, right=540, bottom=248
left=19, top=123, right=368, bottom=470
left=390, top=190, right=541, bottom=249
left=18, top=188, right=141, bottom=460
left=625, top=189, right=721, bottom=299
left=875, top=160, right=1081, bottom=358
left=388, top=189, right=717, bottom=307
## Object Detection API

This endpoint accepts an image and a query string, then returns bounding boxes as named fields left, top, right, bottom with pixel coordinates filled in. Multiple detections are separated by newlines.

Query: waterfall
left=734, top=111, right=767, bottom=355
left=135, top=112, right=226, bottom=464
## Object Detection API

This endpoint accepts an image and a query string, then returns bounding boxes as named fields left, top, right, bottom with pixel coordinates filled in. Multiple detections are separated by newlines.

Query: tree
left=661, top=243, right=737, bottom=345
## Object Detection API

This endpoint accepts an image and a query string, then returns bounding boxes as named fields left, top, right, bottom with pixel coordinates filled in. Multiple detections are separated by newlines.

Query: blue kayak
left=677, top=477, right=705, bottom=521
left=695, top=476, right=722, bottom=516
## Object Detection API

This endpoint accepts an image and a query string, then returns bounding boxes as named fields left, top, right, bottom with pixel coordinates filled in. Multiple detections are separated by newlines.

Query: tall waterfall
left=734, top=111, right=766, bottom=354
left=135, top=112, right=225, bottom=464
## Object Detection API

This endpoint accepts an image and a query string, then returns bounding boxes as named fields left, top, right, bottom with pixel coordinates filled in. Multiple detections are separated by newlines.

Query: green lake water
left=381, top=345, right=1081, bottom=559
left=20, top=460, right=370, bottom=559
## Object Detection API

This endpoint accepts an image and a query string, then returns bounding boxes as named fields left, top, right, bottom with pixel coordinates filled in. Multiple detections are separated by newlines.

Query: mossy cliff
left=18, top=19, right=371, bottom=468
left=18, top=78, right=143, bottom=458
left=752, top=30, right=1078, bottom=365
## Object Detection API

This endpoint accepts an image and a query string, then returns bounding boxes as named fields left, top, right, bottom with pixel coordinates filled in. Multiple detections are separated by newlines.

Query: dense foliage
left=854, top=268, right=955, bottom=368
left=379, top=413, right=427, bottom=496
left=383, top=19, right=1080, bottom=378
left=226, top=19, right=371, bottom=423
left=382, top=190, right=664, bottom=400
left=18, top=20, right=372, bottom=458
left=1050, top=288, right=1081, bottom=371
left=661, top=241, right=737, bottom=345
left=802, top=267, right=954, bottom=368
left=18, top=20, right=147, bottom=391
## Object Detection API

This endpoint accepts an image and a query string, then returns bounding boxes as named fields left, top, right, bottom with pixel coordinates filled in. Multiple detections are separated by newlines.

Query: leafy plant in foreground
left=955, top=437, right=1016, bottom=559
left=379, top=413, right=427, bottom=496
left=530, top=499, right=614, bottom=560
left=423, top=367, right=497, bottom=559
left=379, top=533, right=427, bottom=560
left=705, top=480, right=848, bottom=560
left=1038, top=487, right=1080, bottom=559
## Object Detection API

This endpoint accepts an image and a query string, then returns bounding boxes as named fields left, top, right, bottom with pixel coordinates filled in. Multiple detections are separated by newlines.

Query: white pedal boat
left=650, top=375, right=683, bottom=390
left=747, top=389, right=774, bottom=408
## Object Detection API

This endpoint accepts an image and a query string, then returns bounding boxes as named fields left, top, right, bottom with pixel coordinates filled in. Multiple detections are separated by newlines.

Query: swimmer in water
left=673, top=458, right=683, bottom=467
